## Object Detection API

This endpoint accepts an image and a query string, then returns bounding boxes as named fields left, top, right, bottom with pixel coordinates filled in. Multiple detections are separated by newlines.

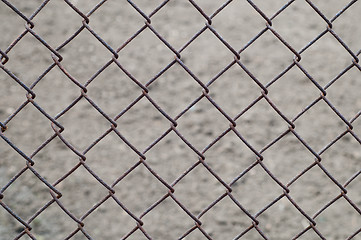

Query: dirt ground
left=0, top=0, right=360, bottom=239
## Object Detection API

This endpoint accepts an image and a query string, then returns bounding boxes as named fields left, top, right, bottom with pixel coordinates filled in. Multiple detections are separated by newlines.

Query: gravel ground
left=0, top=0, right=360, bottom=240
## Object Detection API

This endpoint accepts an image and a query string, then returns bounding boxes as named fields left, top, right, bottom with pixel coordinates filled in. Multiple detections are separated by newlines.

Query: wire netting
left=0, top=0, right=360, bottom=239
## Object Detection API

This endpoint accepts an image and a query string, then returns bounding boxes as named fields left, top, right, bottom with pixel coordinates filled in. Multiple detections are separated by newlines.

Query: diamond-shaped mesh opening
left=151, top=1, right=205, bottom=50
left=4, top=33, right=54, bottom=86
left=0, top=68, right=28, bottom=121
left=54, top=166, right=109, bottom=219
left=87, top=1, right=145, bottom=49
left=272, top=0, right=327, bottom=51
left=239, top=29, right=295, bottom=85
left=32, top=66, right=80, bottom=117
left=261, top=132, right=316, bottom=184
left=315, top=197, right=361, bottom=239
left=85, top=62, right=141, bottom=119
left=331, top=2, right=361, bottom=53
left=200, top=196, right=253, bottom=240
left=231, top=164, right=285, bottom=215
left=2, top=0, right=42, bottom=18
left=0, top=139, right=27, bottom=188
left=320, top=133, right=361, bottom=184
left=4, top=104, right=55, bottom=155
left=57, top=97, right=112, bottom=151
left=115, top=97, right=171, bottom=151
left=300, top=32, right=354, bottom=87
left=116, top=27, right=175, bottom=85
left=326, top=66, right=361, bottom=120
left=180, top=29, right=236, bottom=84
left=0, top=205, right=27, bottom=240
left=0, top=3, right=27, bottom=50
left=294, top=100, right=347, bottom=152
left=31, top=0, right=85, bottom=48
left=172, top=164, right=227, bottom=216
left=267, top=64, right=323, bottom=120
left=145, top=130, right=199, bottom=183
left=289, top=166, right=341, bottom=216
left=176, top=97, right=233, bottom=151
left=235, top=98, right=290, bottom=151
left=147, top=62, right=204, bottom=118
left=204, top=130, right=259, bottom=183
left=211, top=0, right=266, bottom=51
left=256, top=196, right=310, bottom=240
left=58, top=28, right=115, bottom=83
left=208, top=62, right=262, bottom=118
left=141, top=196, right=196, bottom=239
left=30, top=137, right=83, bottom=184
left=1, top=169, right=53, bottom=221
left=112, top=164, right=169, bottom=216
left=345, top=175, right=361, bottom=209
left=82, top=197, right=139, bottom=240
left=83, top=131, right=140, bottom=185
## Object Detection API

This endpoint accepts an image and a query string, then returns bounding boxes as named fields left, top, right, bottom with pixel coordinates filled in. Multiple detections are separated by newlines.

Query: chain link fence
left=0, top=0, right=360, bottom=239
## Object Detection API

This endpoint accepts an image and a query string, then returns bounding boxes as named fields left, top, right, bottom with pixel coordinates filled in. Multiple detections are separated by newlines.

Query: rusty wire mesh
left=0, top=0, right=360, bottom=239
